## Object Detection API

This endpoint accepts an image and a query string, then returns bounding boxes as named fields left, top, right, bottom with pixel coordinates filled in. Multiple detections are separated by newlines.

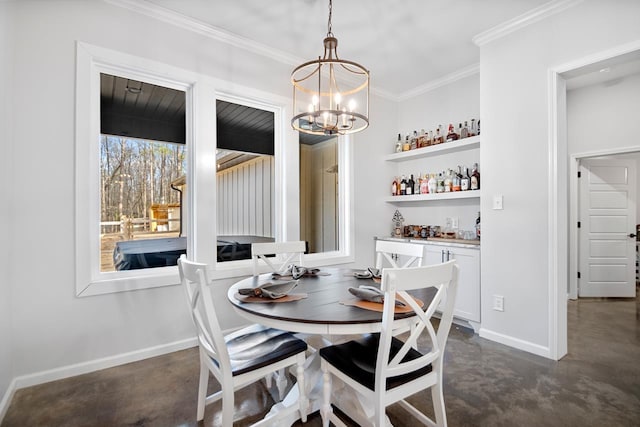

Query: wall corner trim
left=472, top=0, right=584, bottom=47
left=396, top=63, right=480, bottom=102
left=0, top=378, right=18, bottom=424
left=479, top=328, right=552, bottom=359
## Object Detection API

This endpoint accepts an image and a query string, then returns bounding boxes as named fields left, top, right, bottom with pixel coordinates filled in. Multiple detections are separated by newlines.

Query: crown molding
left=104, top=0, right=303, bottom=66
left=396, top=63, right=480, bottom=102
left=472, top=0, right=584, bottom=47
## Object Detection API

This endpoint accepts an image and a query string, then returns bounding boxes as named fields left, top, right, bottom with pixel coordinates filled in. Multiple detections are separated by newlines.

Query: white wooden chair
left=375, top=240, right=424, bottom=269
left=251, top=241, right=306, bottom=276
left=319, top=260, right=459, bottom=427
left=177, top=255, right=308, bottom=426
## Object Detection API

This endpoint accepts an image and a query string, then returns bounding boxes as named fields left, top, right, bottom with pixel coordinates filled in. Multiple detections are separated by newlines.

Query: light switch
left=493, top=195, right=503, bottom=210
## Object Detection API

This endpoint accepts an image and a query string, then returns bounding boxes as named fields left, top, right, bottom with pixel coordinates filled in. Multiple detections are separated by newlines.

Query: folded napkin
left=237, top=280, right=298, bottom=299
left=353, top=267, right=382, bottom=279
left=272, top=264, right=323, bottom=280
left=348, top=285, right=405, bottom=306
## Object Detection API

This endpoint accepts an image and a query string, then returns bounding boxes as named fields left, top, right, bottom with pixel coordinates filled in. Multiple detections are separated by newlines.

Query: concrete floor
left=2, top=294, right=639, bottom=426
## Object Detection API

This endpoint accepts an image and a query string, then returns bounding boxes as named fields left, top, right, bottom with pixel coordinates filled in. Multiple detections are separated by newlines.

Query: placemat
left=234, top=293, right=308, bottom=303
left=340, top=295, right=424, bottom=314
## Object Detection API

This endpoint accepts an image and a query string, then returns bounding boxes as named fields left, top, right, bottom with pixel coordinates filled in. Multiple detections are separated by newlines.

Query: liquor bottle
left=461, top=167, right=470, bottom=191
left=427, top=130, right=433, bottom=146
left=470, top=118, right=477, bottom=136
left=400, top=175, right=407, bottom=195
left=446, top=124, right=459, bottom=142
left=428, top=173, right=437, bottom=194
left=475, top=211, right=481, bottom=239
left=403, top=135, right=411, bottom=151
left=471, top=163, right=480, bottom=190
left=391, top=177, right=398, bottom=196
left=436, top=125, right=444, bottom=144
left=410, top=130, right=418, bottom=150
left=436, top=172, right=445, bottom=193
left=414, top=173, right=420, bottom=194
left=420, top=173, right=429, bottom=194
left=418, top=129, right=426, bottom=148
left=461, top=121, right=469, bottom=139
left=443, top=169, right=452, bottom=192
left=399, top=175, right=407, bottom=196
left=452, top=166, right=461, bottom=191
left=395, top=134, right=402, bottom=153
left=406, top=174, right=414, bottom=195
left=477, top=120, right=481, bottom=135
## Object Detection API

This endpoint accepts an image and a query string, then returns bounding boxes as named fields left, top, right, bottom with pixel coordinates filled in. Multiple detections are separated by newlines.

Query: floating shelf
left=384, top=190, right=481, bottom=203
left=384, top=135, right=480, bottom=162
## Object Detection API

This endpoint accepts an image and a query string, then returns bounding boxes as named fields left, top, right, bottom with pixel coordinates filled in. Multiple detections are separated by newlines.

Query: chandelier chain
left=327, top=0, right=333, bottom=37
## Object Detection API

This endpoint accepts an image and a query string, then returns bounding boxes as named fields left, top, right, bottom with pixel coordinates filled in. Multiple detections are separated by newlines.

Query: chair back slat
left=178, top=255, right=231, bottom=373
left=251, top=241, right=306, bottom=276
left=376, top=261, right=458, bottom=388
left=375, top=240, right=424, bottom=269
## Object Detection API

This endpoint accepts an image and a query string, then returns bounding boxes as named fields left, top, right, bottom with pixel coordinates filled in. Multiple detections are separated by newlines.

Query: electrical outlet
left=493, top=295, right=504, bottom=312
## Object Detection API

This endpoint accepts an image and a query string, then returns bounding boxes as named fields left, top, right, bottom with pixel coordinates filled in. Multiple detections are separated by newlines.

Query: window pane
left=99, top=73, right=186, bottom=272
left=216, top=100, right=275, bottom=262
left=300, top=136, right=339, bottom=253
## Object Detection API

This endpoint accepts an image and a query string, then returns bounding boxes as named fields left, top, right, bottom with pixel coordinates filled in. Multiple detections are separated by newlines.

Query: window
left=76, top=42, right=353, bottom=296
left=215, top=100, right=275, bottom=263
left=100, top=74, right=187, bottom=272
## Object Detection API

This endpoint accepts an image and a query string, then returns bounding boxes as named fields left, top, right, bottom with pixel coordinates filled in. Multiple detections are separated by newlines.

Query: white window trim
left=75, top=42, right=354, bottom=296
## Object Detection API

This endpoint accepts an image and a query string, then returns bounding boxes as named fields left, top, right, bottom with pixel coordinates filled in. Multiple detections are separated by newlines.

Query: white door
left=579, top=158, right=637, bottom=297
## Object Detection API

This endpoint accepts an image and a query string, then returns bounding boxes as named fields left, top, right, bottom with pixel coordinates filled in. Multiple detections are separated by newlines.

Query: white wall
left=479, top=0, right=640, bottom=355
left=567, top=71, right=640, bottom=156
left=0, top=2, right=15, bottom=416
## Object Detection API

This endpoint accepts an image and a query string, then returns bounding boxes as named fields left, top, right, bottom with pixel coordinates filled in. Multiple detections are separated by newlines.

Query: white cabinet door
left=424, top=244, right=480, bottom=323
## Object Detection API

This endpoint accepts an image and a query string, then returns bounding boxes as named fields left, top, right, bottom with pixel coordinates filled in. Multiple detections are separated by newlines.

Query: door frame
left=570, top=152, right=640, bottom=300
left=548, top=39, right=640, bottom=360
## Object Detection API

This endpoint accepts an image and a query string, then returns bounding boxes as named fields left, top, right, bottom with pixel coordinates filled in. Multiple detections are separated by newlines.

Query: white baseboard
left=0, top=378, right=17, bottom=423
left=479, top=328, right=551, bottom=359
left=13, top=337, right=197, bottom=390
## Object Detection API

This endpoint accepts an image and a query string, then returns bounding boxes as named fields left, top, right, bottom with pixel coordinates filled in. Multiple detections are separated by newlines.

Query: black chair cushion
left=319, top=333, right=432, bottom=391
left=224, top=324, right=307, bottom=376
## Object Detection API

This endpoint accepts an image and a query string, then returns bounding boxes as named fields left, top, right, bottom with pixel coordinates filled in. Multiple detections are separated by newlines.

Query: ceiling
left=139, top=0, right=552, bottom=97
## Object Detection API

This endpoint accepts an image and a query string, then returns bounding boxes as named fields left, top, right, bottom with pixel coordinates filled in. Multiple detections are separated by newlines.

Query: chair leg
left=296, top=357, right=308, bottom=422
left=221, top=381, right=235, bottom=427
left=320, top=361, right=332, bottom=427
left=431, top=381, right=447, bottom=427
left=276, top=368, right=288, bottom=400
left=196, top=364, right=209, bottom=421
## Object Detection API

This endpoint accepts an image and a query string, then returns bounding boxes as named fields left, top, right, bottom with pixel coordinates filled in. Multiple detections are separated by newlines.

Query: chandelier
left=291, top=0, right=370, bottom=136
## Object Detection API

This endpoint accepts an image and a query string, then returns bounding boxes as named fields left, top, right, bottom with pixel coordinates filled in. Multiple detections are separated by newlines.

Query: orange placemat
left=340, top=295, right=423, bottom=314
left=234, top=293, right=308, bottom=303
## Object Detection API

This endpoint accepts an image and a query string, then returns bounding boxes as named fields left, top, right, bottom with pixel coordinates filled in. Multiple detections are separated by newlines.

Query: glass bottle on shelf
left=470, top=118, right=477, bottom=136
left=461, top=167, right=470, bottom=191
left=391, top=176, right=398, bottom=196
left=461, top=121, right=469, bottom=139
left=452, top=166, right=461, bottom=191
left=395, top=134, right=402, bottom=153
left=446, top=124, right=459, bottom=142
left=400, top=175, right=407, bottom=195
left=428, top=130, right=433, bottom=146
left=475, top=211, right=481, bottom=239
left=402, top=135, right=410, bottom=151
left=435, top=125, right=444, bottom=144
left=436, top=172, right=445, bottom=193
left=410, top=130, right=418, bottom=150
left=443, top=169, right=452, bottom=192
left=471, top=163, right=480, bottom=190
left=420, top=173, right=429, bottom=194
left=428, top=173, right=437, bottom=194
left=477, top=120, right=481, bottom=135
left=406, top=174, right=414, bottom=195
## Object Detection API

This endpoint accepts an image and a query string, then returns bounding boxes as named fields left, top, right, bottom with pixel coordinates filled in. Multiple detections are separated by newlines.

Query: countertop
left=376, top=235, right=480, bottom=249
